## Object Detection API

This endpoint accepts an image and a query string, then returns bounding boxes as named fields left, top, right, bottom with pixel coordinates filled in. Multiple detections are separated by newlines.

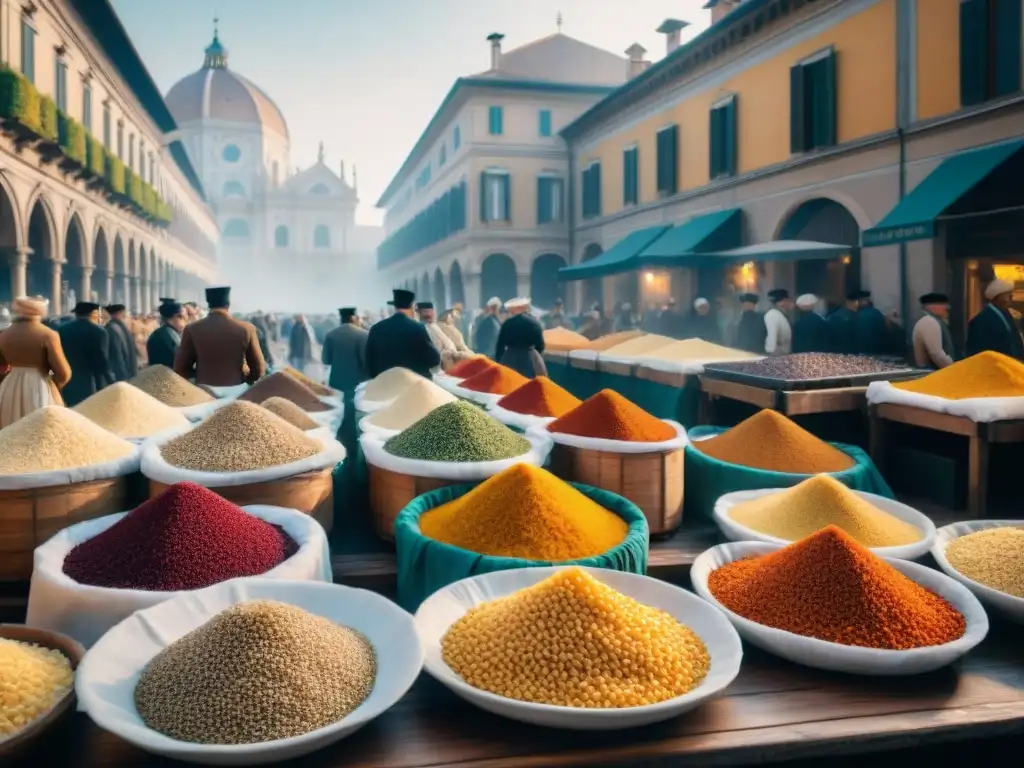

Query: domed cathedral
left=163, top=23, right=383, bottom=312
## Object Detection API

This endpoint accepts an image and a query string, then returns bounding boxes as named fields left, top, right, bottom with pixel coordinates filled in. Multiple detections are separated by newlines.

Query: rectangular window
left=790, top=49, right=837, bottom=153
left=103, top=105, right=111, bottom=147
left=128, top=135, right=135, bottom=169
left=20, top=19, right=35, bottom=83
left=150, top=155, right=156, bottom=183
left=55, top=57, right=68, bottom=111
left=622, top=146, right=639, bottom=206
left=537, top=176, right=564, bottom=224
left=140, top=142, right=146, bottom=181
left=656, top=125, right=679, bottom=196
left=453, top=125, right=461, bottom=150
left=82, top=85, right=92, bottom=131
left=960, top=0, right=1023, bottom=107
left=709, top=96, right=738, bottom=179
left=117, top=122, right=123, bottom=158
left=539, top=109, right=552, bottom=137
left=488, top=106, right=503, bottom=136
left=480, top=170, right=510, bottom=222
left=581, top=162, right=602, bottom=219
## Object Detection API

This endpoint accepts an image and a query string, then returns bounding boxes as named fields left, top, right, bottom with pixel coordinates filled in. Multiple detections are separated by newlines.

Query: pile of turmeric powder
left=894, top=351, right=1024, bottom=400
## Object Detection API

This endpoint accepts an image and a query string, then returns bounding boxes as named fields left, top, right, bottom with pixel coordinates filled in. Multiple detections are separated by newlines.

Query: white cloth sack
left=203, top=383, right=250, bottom=399
left=531, top=419, right=689, bottom=454
left=568, top=349, right=600, bottom=362
left=140, top=424, right=346, bottom=488
left=433, top=373, right=465, bottom=394
left=358, top=414, right=401, bottom=440
left=0, top=446, right=142, bottom=491
left=359, top=430, right=552, bottom=481
left=353, top=388, right=396, bottom=414
left=307, top=404, right=344, bottom=434
left=634, top=355, right=764, bottom=375
left=179, top=397, right=231, bottom=422
left=866, top=380, right=1024, bottom=422
left=25, top=504, right=333, bottom=649
left=486, top=402, right=556, bottom=432
left=452, top=385, right=503, bottom=407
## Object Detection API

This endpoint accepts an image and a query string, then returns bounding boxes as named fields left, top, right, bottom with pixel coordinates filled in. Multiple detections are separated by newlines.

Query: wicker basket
left=149, top=467, right=335, bottom=533
left=367, top=463, right=455, bottom=541
left=0, top=477, right=128, bottom=581
left=548, top=443, right=684, bottom=537
left=635, top=364, right=689, bottom=389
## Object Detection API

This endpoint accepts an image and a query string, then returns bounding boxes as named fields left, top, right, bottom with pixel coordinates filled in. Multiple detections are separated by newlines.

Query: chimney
left=624, top=43, right=649, bottom=79
left=656, top=19, right=689, bottom=56
left=487, top=33, right=505, bottom=71
left=705, top=0, right=740, bottom=25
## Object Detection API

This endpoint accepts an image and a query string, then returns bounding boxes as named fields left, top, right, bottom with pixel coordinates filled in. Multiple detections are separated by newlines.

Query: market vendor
left=366, top=289, right=441, bottom=379
left=912, top=293, right=954, bottom=369
left=764, top=289, right=793, bottom=356
left=174, top=286, right=266, bottom=386
left=735, top=293, right=765, bottom=353
left=495, top=297, right=547, bottom=378
left=966, top=279, right=1024, bottom=360
left=792, top=294, right=828, bottom=353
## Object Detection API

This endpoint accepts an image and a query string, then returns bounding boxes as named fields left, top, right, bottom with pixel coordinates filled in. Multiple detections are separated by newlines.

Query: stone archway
left=778, top=197, right=861, bottom=308
left=433, top=267, right=447, bottom=310
left=0, top=178, right=22, bottom=302
left=581, top=243, right=603, bottom=310
left=113, top=234, right=127, bottom=304
left=530, top=253, right=567, bottom=310
left=91, top=228, right=111, bottom=302
left=26, top=198, right=56, bottom=303
left=64, top=213, right=88, bottom=308
left=449, top=261, right=465, bottom=307
left=480, top=253, right=517, bottom=304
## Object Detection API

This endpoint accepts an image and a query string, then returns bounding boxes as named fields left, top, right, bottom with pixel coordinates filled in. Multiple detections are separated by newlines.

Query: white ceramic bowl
left=691, top=541, right=988, bottom=676
left=414, top=566, right=743, bottom=730
left=76, top=578, right=424, bottom=765
left=713, top=488, right=937, bottom=560
left=932, top=520, right=1024, bottom=624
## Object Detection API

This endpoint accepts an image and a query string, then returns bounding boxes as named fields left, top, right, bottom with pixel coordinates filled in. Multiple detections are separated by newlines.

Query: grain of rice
left=0, top=406, right=136, bottom=474
left=129, top=365, right=215, bottom=407
left=260, top=397, right=320, bottom=430
left=73, top=382, right=191, bottom=438
left=365, top=378, right=455, bottom=431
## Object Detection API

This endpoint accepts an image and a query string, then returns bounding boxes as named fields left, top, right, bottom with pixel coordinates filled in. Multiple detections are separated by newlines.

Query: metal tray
left=700, top=362, right=926, bottom=392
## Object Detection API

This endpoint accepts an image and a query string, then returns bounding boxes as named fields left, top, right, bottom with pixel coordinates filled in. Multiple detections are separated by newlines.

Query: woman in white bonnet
left=0, top=296, right=71, bottom=427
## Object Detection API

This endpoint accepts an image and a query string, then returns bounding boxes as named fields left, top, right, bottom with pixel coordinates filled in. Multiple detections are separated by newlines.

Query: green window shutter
left=656, top=130, right=666, bottom=192
left=479, top=171, right=489, bottom=221
left=724, top=99, right=738, bottom=176
left=593, top=164, right=602, bottom=217
left=709, top=107, right=722, bottom=178
left=814, top=52, right=837, bottom=148
left=502, top=174, right=511, bottom=220
left=623, top=148, right=637, bottom=205
left=537, top=177, right=550, bottom=224
left=995, top=0, right=1023, bottom=96
left=539, top=109, right=552, bottom=137
left=790, top=64, right=806, bottom=153
left=667, top=126, right=678, bottom=194
left=960, top=0, right=990, bottom=106
left=581, top=168, right=589, bottom=218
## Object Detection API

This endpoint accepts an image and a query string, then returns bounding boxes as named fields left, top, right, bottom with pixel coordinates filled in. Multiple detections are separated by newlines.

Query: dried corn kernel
left=0, top=638, right=74, bottom=737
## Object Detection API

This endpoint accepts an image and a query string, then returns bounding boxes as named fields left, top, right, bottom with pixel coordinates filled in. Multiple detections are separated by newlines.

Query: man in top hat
left=148, top=300, right=186, bottom=370
left=764, top=289, right=793, bottom=355
left=366, top=289, right=441, bottom=379
left=966, top=279, right=1024, bottom=359
left=57, top=301, right=114, bottom=406
left=473, top=296, right=503, bottom=358
left=852, top=289, right=889, bottom=356
left=913, top=293, right=955, bottom=369
left=792, top=294, right=829, bottom=353
left=495, top=297, right=547, bottom=378
left=735, top=293, right=766, bottom=353
left=103, top=304, right=137, bottom=381
left=174, top=286, right=266, bottom=386
left=322, top=307, right=369, bottom=395
left=827, top=290, right=861, bottom=354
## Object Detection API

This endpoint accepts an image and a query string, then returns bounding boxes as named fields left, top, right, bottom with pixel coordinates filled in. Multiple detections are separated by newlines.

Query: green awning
left=558, top=225, right=670, bottom=281
left=636, top=208, right=743, bottom=266
left=863, top=139, right=1024, bottom=247
left=683, top=240, right=851, bottom=265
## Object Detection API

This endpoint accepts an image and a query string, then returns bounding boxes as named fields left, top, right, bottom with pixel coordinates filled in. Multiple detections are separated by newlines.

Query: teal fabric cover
left=684, top=425, right=893, bottom=522
left=565, top=364, right=601, bottom=400
left=394, top=482, right=650, bottom=610
left=598, top=371, right=640, bottom=402
left=546, top=360, right=571, bottom=389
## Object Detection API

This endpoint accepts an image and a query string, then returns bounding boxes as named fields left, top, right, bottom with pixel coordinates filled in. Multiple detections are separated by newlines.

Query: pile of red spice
left=707, top=526, right=966, bottom=649
left=62, top=482, right=298, bottom=591
left=449, top=357, right=494, bottom=378
left=460, top=364, right=529, bottom=395
left=497, top=377, right=581, bottom=417
left=547, top=389, right=676, bottom=442
left=238, top=371, right=331, bottom=412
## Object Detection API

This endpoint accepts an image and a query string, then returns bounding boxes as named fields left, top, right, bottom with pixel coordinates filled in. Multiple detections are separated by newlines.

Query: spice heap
left=600, top=333, right=675, bottom=358
left=894, top=351, right=1024, bottom=399
left=448, top=357, right=494, bottom=378
left=694, top=410, right=855, bottom=473
left=134, top=600, right=376, bottom=744
left=945, top=527, right=1024, bottom=597
left=365, top=378, right=455, bottom=431
left=63, top=483, right=297, bottom=591
left=0, top=638, right=74, bottom=737
left=260, top=397, right=320, bottom=430
left=584, top=330, right=643, bottom=351
left=421, top=464, right=627, bottom=559
left=543, top=327, right=589, bottom=351
left=497, top=377, right=581, bottom=418
left=129, top=365, right=215, bottom=407
left=283, top=366, right=335, bottom=397
left=459, top=364, right=529, bottom=395
left=704, top=353, right=910, bottom=382
left=638, top=338, right=758, bottom=363
left=384, top=401, right=531, bottom=462
left=548, top=389, right=676, bottom=442
left=708, top=526, right=965, bottom=649
left=363, top=367, right=421, bottom=402
left=73, top=382, right=190, bottom=438
left=442, top=568, right=709, bottom=707
left=729, top=475, right=922, bottom=547
left=160, top=401, right=322, bottom=472
left=239, top=372, right=331, bottom=412
left=0, top=406, right=135, bottom=474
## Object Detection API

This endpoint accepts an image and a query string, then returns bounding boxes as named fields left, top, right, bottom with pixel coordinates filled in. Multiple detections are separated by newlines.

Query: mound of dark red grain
left=238, top=372, right=331, bottom=412
left=62, top=482, right=297, bottom=591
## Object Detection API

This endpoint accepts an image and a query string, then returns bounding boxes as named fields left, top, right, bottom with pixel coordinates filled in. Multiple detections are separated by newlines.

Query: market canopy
left=678, top=240, right=853, bottom=266
left=862, top=138, right=1024, bottom=247
left=557, top=225, right=670, bottom=281
left=636, top=208, right=742, bottom=267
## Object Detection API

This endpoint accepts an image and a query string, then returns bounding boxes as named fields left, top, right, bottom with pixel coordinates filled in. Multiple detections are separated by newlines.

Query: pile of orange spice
left=497, top=377, right=581, bottom=418
left=460, top=365, right=530, bottom=395
left=548, top=389, right=676, bottom=442
left=449, top=357, right=494, bottom=379
left=707, top=526, right=965, bottom=649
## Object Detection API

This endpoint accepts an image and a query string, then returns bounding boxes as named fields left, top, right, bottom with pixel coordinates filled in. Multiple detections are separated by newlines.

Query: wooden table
left=869, top=403, right=1024, bottom=518
left=698, top=377, right=868, bottom=421
left=13, top=624, right=1024, bottom=768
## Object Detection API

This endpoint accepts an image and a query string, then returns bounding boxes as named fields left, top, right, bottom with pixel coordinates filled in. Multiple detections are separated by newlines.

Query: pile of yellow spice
left=894, top=351, right=1024, bottom=399
left=0, top=637, right=74, bottom=738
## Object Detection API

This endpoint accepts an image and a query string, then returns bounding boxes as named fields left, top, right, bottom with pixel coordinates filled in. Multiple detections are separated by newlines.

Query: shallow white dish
left=691, top=541, right=988, bottom=676
left=932, top=520, right=1024, bottom=624
left=414, top=566, right=742, bottom=730
left=76, top=578, right=423, bottom=765
left=713, top=488, right=937, bottom=560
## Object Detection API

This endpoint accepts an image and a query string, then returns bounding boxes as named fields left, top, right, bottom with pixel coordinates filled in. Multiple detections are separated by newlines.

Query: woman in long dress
left=0, top=297, right=72, bottom=427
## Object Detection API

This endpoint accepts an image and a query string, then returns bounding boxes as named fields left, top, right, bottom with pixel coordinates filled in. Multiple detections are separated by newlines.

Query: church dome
left=165, top=27, right=289, bottom=139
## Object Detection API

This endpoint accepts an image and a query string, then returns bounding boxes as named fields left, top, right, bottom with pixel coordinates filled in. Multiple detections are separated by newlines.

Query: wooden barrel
left=548, top=443, right=684, bottom=538
left=0, top=476, right=128, bottom=581
left=367, top=464, right=456, bottom=542
left=149, top=466, right=335, bottom=533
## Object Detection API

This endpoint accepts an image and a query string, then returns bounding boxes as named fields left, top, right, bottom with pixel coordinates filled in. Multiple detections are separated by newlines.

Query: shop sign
left=862, top=222, right=933, bottom=247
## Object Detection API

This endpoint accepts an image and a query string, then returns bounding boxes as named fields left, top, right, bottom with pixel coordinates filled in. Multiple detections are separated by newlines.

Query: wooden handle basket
left=548, top=443, right=684, bottom=538
left=0, top=476, right=128, bottom=581
left=149, top=466, right=335, bottom=534
left=635, top=365, right=689, bottom=389
left=367, top=464, right=456, bottom=542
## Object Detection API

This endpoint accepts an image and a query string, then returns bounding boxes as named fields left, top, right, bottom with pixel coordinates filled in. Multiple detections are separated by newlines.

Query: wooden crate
left=367, top=464, right=456, bottom=541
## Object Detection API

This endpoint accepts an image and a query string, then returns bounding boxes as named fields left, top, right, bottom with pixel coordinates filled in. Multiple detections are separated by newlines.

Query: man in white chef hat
left=495, top=297, right=547, bottom=378
left=792, top=293, right=828, bottom=353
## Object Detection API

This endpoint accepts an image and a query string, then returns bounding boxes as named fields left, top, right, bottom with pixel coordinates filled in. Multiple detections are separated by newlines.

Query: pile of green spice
left=383, top=400, right=531, bottom=462
left=134, top=600, right=376, bottom=744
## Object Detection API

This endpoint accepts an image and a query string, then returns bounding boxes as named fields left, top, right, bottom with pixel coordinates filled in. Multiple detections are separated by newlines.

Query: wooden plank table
left=698, top=377, right=869, bottom=421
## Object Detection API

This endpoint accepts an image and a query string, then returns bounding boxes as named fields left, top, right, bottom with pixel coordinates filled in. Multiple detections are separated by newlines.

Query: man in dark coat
left=322, top=307, right=369, bottom=394
left=365, top=289, right=441, bottom=379
left=174, top=287, right=266, bottom=386
left=827, top=292, right=860, bottom=354
left=58, top=302, right=114, bottom=406
left=658, top=298, right=685, bottom=339
left=685, top=298, right=719, bottom=342
left=104, top=304, right=137, bottom=381
left=966, top=279, right=1024, bottom=359
left=474, top=297, right=502, bottom=358
left=853, top=290, right=889, bottom=356
left=792, top=294, right=829, bottom=353
left=735, top=293, right=766, bottom=353
left=147, top=301, right=185, bottom=369
left=495, top=297, right=547, bottom=378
